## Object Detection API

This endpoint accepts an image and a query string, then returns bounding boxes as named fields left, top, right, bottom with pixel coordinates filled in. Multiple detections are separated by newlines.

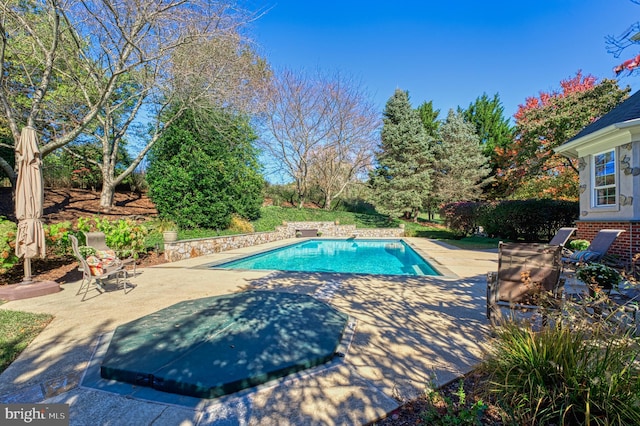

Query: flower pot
left=163, top=230, right=178, bottom=243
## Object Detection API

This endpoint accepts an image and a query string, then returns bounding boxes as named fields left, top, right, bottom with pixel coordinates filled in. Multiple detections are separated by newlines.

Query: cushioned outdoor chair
left=83, top=231, right=136, bottom=275
left=562, top=229, right=625, bottom=265
left=70, top=235, right=129, bottom=301
left=487, top=242, right=565, bottom=325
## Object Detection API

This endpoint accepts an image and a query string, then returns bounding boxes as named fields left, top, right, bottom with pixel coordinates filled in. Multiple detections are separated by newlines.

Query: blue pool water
left=215, top=239, right=439, bottom=276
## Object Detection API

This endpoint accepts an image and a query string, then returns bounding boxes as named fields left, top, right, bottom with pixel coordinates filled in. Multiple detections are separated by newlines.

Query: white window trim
left=591, top=148, right=617, bottom=209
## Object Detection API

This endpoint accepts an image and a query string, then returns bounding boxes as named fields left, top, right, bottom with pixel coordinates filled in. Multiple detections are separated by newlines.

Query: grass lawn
left=442, top=235, right=501, bottom=250
left=252, top=206, right=396, bottom=231
left=0, top=309, right=53, bottom=374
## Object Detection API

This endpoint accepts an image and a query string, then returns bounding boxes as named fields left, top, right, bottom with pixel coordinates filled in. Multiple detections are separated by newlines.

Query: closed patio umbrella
left=14, top=126, right=46, bottom=284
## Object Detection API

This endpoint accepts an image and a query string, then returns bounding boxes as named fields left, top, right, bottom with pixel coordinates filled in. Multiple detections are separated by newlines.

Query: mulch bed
left=369, top=371, right=505, bottom=425
left=0, top=186, right=165, bottom=287
left=0, top=187, right=158, bottom=223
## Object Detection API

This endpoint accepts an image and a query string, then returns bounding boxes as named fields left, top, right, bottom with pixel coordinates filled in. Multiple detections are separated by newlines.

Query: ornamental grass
left=483, top=299, right=640, bottom=425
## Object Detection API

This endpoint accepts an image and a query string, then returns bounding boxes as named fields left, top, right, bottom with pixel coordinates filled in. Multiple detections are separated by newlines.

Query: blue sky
left=251, top=0, right=640, bottom=121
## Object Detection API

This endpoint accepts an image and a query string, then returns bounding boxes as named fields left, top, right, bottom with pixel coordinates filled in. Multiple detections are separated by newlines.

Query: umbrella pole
left=23, top=258, right=33, bottom=284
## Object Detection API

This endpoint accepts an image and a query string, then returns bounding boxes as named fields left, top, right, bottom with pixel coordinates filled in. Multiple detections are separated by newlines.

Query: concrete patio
left=0, top=237, right=498, bottom=425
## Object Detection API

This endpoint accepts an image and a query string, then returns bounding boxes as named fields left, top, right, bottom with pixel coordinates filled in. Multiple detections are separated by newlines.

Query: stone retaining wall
left=163, top=221, right=405, bottom=262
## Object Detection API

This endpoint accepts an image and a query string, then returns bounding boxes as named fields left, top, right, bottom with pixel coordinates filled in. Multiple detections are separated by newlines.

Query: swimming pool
left=214, top=239, right=440, bottom=276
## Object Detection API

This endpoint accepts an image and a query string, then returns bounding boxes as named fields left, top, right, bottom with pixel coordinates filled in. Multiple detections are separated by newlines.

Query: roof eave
left=555, top=118, right=640, bottom=158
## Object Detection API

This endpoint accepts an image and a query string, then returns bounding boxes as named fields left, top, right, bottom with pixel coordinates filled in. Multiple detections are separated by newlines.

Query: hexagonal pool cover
left=100, top=290, right=348, bottom=399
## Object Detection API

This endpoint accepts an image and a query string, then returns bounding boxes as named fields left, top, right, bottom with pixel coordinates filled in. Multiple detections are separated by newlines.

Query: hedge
left=441, top=199, right=579, bottom=242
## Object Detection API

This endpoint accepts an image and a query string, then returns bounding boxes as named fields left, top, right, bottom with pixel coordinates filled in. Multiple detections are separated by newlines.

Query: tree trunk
left=0, top=157, right=16, bottom=189
left=100, top=166, right=117, bottom=209
left=324, top=190, right=332, bottom=210
left=100, top=184, right=115, bottom=209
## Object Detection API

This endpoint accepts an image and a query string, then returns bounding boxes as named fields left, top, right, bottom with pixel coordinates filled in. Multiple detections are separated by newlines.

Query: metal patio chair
left=562, top=229, right=625, bottom=266
left=83, top=231, right=136, bottom=275
left=548, top=227, right=577, bottom=247
left=487, top=242, right=565, bottom=325
left=70, top=235, right=129, bottom=301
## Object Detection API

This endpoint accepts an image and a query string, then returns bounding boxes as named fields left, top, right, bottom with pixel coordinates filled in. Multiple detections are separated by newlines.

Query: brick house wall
left=576, top=220, right=640, bottom=265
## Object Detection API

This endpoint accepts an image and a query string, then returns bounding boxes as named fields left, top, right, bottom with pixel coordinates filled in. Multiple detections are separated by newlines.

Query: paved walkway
left=0, top=238, right=498, bottom=425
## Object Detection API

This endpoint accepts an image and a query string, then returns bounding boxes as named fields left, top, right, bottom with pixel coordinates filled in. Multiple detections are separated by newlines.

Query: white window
left=592, top=149, right=616, bottom=207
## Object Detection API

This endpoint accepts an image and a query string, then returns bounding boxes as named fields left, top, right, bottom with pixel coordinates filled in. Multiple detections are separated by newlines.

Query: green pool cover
left=100, top=290, right=349, bottom=399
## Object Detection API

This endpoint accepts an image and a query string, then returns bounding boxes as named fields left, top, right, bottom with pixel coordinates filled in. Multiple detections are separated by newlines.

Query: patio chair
left=548, top=227, right=577, bottom=247
left=70, top=235, right=129, bottom=301
left=487, top=242, right=565, bottom=325
left=562, top=229, right=625, bottom=265
left=83, top=231, right=136, bottom=275
left=496, top=227, right=576, bottom=255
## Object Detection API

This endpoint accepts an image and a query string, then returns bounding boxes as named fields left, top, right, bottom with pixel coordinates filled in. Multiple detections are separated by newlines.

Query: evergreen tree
left=460, top=93, right=513, bottom=157
left=416, top=100, right=440, bottom=138
left=459, top=93, right=513, bottom=198
left=370, top=89, right=433, bottom=220
left=416, top=100, right=441, bottom=219
left=147, top=108, right=264, bottom=229
left=434, top=110, right=491, bottom=204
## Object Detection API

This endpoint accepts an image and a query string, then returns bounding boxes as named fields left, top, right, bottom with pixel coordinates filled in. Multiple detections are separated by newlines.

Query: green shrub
left=569, top=239, right=589, bottom=251
left=76, top=216, right=147, bottom=257
left=0, top=218, right=18, bottom=273
left=144, top=218, right=177, bottom=233
left=576, top=262, right=622, bottom=291
left=44, top=221, right=73, bottom=256
left=478, top=199, right=578, bottom=242
left=42, top=152, right=72, bottom=188
left=70, top=166, right=100, bottom=190
left=484, top=318, right=640, bottom=425
left=440, top=199, right=578, bottom=241
left=440, top=202, right=484, bottom=237
left=146, top=108, right=263, bottom=229
left=332, top=198, right=378, bottom=215
left=124, top=171, right=148, bottom=193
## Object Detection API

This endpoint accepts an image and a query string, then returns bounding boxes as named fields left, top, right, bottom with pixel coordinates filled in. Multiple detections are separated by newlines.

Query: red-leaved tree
left=494, top=71, right=629, bottom=199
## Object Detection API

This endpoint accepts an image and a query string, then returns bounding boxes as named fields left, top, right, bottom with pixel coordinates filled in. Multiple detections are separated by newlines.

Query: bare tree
left=606, top=0, right=640, bottom=58
left=261, top=69, right=379, bottom=209
left=607, top=1, right=640, bottom=75
left=0, top=0, right=269, bottom=207
left=79, top=31, right=269, bottom=207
